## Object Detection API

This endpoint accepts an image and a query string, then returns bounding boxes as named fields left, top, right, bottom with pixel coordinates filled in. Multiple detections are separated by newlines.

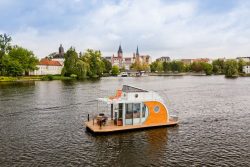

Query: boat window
left=125, top=103, right=133, bottom=119
left=118, top=103, right=123, bottom=119
left=142, top=104, right=148, bottom=117
left=133, top=103, right=140, bottom=118
left=154, top=106, right=160, bottom=113
left=125, top=103, right=140, bottom=119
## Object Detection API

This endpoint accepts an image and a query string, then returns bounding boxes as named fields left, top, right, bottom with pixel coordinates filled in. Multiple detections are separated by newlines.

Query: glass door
left=125, top=103, right=133, bottom=125
left=125, top=103, right=141, bottom=125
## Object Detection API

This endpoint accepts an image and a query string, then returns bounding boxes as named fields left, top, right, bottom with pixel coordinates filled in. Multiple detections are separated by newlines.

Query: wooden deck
left=85, top=118, right=178, bottom=134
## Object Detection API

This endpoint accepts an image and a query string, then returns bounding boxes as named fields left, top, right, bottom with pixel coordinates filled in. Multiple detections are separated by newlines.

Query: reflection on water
left=0, top=76, right=249, bottom=166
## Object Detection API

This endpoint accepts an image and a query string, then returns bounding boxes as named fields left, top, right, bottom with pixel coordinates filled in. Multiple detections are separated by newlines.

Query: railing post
left=87, top=114, right=89, bottom=122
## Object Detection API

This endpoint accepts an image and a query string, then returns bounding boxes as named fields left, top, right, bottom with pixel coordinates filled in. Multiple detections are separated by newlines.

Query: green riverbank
left=0, top=75, right=74, bottom=82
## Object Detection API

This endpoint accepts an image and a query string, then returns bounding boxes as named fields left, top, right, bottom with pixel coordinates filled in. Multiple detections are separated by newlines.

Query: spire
left=136, top=45, right=139, bottom=56
left=59, top=44, right=64, bottom=57
left=118, top=44, right=123, bottom=54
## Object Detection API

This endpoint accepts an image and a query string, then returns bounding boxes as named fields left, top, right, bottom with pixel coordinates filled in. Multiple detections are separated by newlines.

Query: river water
left=0, top=76, right=249, bottom=166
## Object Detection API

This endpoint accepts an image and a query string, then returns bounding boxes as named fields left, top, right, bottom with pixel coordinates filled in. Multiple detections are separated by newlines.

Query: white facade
left=237, top=57, right=250, bottom=62
left=30, top=65, right=63, bottom=75
left=243, top=66, right=250, bottom=74
left=51, top=58, right=64, bottom=66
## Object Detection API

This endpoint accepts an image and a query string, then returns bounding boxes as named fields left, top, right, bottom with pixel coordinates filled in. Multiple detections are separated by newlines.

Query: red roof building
left=39, top=58, right=62, bottom=66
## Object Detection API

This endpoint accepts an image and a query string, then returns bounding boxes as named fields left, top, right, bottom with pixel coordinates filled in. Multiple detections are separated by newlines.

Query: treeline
left=150, top=59, right=250, bottom=77
left=62, top=47, right=112, bottom=79
left=0, top=34, right=38, bottom=76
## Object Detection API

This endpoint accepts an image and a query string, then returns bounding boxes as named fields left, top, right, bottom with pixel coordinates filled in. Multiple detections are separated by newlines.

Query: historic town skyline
left=1, top=0, right=250, bottom=59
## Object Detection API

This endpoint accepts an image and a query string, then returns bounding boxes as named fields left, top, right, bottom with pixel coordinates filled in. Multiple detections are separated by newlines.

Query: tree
left=75, top=60, right=89, bottom=79
left=150, top=61, right=163, bottom=72
left=201, top=62, right=213, bottom=75
left=0, top=33, right=12, bottom=75
left=62, top=47, right=79, bottom=76
left=150, top=61, right=157, bottom=72
left=102, top=58, right=112, bottom=73
left=156, top=61, right=163, bottom=72
left=111, top=65, right=120, bottom=76
left=238, top=59, right=246, bottom=73
left=163, top=62, right=171, bottom=72
left=0, top=33, right=12, bottom=54
left=212, top=59, right=225, bottom=74
left=191, top=62, right=203, bottom=72
left=120, top=66, right=126, bottom=72
left=8, top=46, right=38, bottom=75
left=224, top=60, right=239, bottom=78
left=171, top=61, right=184, bottom=72
left=81, top=49, right=104, bottom=78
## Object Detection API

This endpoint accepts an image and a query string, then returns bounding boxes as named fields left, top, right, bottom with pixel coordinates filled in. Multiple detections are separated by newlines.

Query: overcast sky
left=0, top=0, right=250, bottom=59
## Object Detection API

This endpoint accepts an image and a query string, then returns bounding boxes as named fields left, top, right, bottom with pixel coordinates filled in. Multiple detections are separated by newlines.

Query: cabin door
left=125, top=103, right=133, bottom=125
left=125, top=103, right=141, bottom=125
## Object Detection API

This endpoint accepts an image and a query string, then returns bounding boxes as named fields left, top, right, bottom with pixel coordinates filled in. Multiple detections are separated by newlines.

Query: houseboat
left=85, top=85, right=178, bottom=134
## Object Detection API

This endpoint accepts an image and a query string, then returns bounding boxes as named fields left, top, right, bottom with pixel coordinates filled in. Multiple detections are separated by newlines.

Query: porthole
left=154, top=106, right=160, bottom=113
left=135, top=94, right=138, bottom=98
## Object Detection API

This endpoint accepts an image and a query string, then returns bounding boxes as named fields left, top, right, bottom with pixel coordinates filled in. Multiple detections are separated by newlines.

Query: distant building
left=48, top=44, right=65, bottom=65
left=124, top=57, right=133, bottom=70
left=156, top=56, right=171, bottom=62
left=30, top=58, right=63, bottom=75
left=111, top=45, right=124, bottom=68
left=180, top=59, right=194, bottom=65
left=132, top=46, right=152, bottom=65
left=52, top=44, right=64, bottom=58
left=236, top=57, right=250, bottom=62
left=243, top=66, right=250, bottom=74
left=110, top=45, right=151, bottom=70
left=193, top=58, right=212, bottom=64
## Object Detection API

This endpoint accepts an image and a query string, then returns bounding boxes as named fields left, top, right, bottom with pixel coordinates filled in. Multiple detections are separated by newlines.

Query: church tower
left=59, top=44, right=64, bottom=57
left=136, top=45, right=139, bottom=56
left=135, top=45, right=140, bottom=63
left=117, top=44, right=123, bottom=58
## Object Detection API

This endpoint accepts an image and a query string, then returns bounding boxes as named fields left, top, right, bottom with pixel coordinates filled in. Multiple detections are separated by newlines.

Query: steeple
left=118, top=44, right=123, bottom=54
left=136, top=45, right=139, bottom=56
left=117, top=44, right=123, bottom=58
left=59, top=44, right=64, bottom=56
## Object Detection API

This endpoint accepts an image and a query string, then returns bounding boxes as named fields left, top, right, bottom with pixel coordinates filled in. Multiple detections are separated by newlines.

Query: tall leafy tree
left=171, top=61, right=184, bottom=72
left=238, top=59, right=246, bottom=73
left=163, top=62, right=171, bottom=72
left=2, top=55, right=23, bottom=76
left=8, top=46, right=38, bottom=75
left=62, top=47, right=79, bottom=76
left=212, top=59, right=225, bottom=74
left=0, top=33, right=12, bottom=54
left=111, top=65, right=120, bottom=76
left=224, top=60, right=238, bottom=78
left=0, top=34, right=12, bottom=75
left=76, top=60, right=89, bottom=79
left=81, top=49, right=104, bottom=78
left=191, top=62, right=203, bottom=72
left=201, top=62, right=213, bottom=75
left=102, top=58, right=112, bottom=73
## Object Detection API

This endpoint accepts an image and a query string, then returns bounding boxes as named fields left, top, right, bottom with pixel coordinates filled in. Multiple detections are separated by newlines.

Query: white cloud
left=7, top=0, right=250, bottom=59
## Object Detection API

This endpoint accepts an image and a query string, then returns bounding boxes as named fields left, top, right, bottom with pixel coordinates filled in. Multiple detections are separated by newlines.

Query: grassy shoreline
left=0, top=75, right=74, bottom=82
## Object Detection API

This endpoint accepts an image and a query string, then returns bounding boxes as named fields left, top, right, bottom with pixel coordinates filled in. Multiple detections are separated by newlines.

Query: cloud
left=1, top=0, right=250, bottom=59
